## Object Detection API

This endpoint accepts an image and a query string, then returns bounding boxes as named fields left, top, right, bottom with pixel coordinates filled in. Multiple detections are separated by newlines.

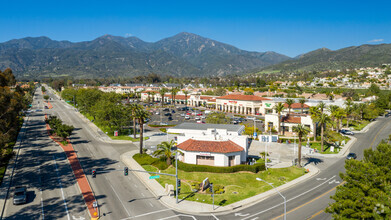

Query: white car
left=200, top=115, right=206, bottom=119
left=246, top=116, right=255, bottom=120
left=180, top=113, right=186, bottom=117
left=195, top=116, right=200, bottom=120
left=185, top=115, right=190, bottom=120
left=155, top=111, right=160, bottom=115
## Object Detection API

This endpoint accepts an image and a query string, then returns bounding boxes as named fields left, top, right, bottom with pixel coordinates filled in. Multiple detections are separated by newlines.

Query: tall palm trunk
left=278, top=113, right=281, bottom=135
left=133, top=117, right=137, bottom=138
left=313, top=122, right=317, bottom=141
left=321, top=123, right=324, bottom=152
left=139, top=120, right=144, bottom=154
left=297, top=137, right=302, bottom=168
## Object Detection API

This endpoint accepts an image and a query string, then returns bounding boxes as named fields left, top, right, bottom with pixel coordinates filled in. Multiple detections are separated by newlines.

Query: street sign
left=149, top=175, right=160, bottom=179
left=253, top=132, right=257, bottom=137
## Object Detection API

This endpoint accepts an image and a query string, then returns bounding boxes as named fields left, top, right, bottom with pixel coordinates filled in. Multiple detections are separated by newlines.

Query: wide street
left=3, top=86, right=391, bottom=220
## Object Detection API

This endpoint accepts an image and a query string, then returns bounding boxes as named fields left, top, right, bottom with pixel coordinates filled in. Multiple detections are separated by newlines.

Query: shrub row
left=177, top=161, right=265, bottom=173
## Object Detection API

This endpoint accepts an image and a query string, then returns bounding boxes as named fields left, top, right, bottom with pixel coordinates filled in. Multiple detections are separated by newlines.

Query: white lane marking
left=149, top=202, right=154, bottom=207
left=119, top=208, right=172, bottom=220
left=316, top=178, right=326, bottom=181
left=53, top=156, right=71, bottom=220
left=250, top=218, right=259, bottom=220
left=105, top=176, right=131, bottom=216
left=158, top=214, right=197, bottom=220
left=141, top=192, right=145, bottom=197
left=40, top=190, right=44, bottom=220
left=235, top=213, right=250, bottom=216
left=133, top=184, right=138, bottom=188
left=211, top=213, right=219, bottom=220
left=241, top=175, right=336, bottom=220
left=329, top=180, right=340, bottom=184
left=72, top=216, right=85, bottom=220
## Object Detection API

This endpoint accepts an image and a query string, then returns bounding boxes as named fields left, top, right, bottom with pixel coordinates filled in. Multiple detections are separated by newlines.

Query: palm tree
left=356, top=103, right=367, bottom=120
left=299, top=98, right=306, bottom=114
left=159, top=88, right=167, bottom=108
left=273, top=102, right=285, bottom=135
left=183, top=90, right=190, bottom=108
left=344, top=99, right=354, bottom=127
left=171, top=87, right=179, bottom=107
left=146, top=91, right=152, bottom=105
left=328, top=105, right=340, bottom=130
left=130, top=104, right=141, bottom=138
left=153, top=140, right=175, bottom=165
left=317, top=113, right=331, bottom=152
left=293, top=124, right=310, bottom=168
left=134, top=108, right=150, bottom=154
left=309, top=106, right=321, bottom=141
left=285, top=98, right=294, bottom=114
left=317, top=101, right=326, bottom=113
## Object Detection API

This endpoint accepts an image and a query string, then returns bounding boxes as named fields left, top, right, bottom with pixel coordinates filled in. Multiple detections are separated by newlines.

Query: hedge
left=133, top=153, right=265, bottom=173
left=177, top=161, right=265, bottom=173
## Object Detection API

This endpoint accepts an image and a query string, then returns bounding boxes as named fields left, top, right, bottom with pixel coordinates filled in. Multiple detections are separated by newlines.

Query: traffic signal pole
left=175, top=150, right=179, bottom=204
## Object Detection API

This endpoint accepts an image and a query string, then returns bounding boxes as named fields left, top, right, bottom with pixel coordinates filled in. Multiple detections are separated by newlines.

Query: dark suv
left=346, top=153, right=357, bottom=160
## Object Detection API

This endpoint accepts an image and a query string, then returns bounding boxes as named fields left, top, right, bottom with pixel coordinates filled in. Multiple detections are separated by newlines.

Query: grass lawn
left=308, top=131, right=350, bottom=154
left=342, top=119, right=370, bottom=131
left=143, top=165, right=305, bottom=206
left=108, top=134, right=149, bottom=142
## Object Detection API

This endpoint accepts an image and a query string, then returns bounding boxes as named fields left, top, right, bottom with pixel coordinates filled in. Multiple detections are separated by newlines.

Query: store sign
left=200, top=152, right=211, bottom=156
left=229, top=101, right=237, bottom=104
left=265, top=103, right=271, bottom=107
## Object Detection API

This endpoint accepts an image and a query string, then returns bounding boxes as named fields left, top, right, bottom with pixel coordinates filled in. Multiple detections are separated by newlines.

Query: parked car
left=346, top=153, right=357, bottom=160
left=247, top=116, right=255, bottom=120
left=200, top=115, right=206, bottom=119
left=205, top=110, right=212, bottom=114
left=186, top=112, right=192, bottom=115
left=195, top=116, right=200, bottom=120
left=196, top=113, right=202, bottom=116
left=164, top=113, right=172, bottom=116
left=180, top=113, right=186, bottom=117
left=340, top=129, right=354, bottom=135
left=13, top=186, right=27, bottom=205
left=155, top=111, right=160, bottom=115
left=196, top=120, right=205, bottom=124
left=168, top=116, right=173, bottom=121
left=163, top=108, right=169, bottom=112
left=171, top=110, right=176, bottom=113
left=185, top=115, right=190, bottom=120
left=160, top=122, right=168, bottom=126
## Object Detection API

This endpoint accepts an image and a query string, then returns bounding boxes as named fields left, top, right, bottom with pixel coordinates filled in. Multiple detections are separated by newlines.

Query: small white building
left=264, top=113, right=314, bottom=136
left=168, top=123, right=248, bottom=166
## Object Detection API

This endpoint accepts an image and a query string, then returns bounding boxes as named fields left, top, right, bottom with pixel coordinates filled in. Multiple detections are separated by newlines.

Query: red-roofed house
left=177, top=139, right=243, bottom=166
left=283, top=103, right=310, bottom=114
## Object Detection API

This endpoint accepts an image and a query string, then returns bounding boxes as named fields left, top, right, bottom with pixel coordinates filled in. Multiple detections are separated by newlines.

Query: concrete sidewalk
left=121, top=150, right=319, bottom=215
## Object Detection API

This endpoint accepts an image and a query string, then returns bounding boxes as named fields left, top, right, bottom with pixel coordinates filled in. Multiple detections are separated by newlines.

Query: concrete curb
left=353, top=120, right=378, bottom=133
left=0, top=116, right=28, bottom=219
left=120, top=150, right=320, bottom=215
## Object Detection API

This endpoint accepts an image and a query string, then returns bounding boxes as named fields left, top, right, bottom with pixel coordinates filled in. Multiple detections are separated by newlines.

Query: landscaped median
left=44, top=114, right=99, bottom=218
left=132, top=153, right=306, bottom=207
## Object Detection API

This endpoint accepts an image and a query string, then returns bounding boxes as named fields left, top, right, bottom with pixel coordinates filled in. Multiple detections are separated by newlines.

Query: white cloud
left=125, top=33, right=132, bottom=37
left=368, top=39, right=384, bottom=43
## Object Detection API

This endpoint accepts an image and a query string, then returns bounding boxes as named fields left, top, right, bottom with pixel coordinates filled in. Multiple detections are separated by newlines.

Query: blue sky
left=1, top=0, right=390, bottom=57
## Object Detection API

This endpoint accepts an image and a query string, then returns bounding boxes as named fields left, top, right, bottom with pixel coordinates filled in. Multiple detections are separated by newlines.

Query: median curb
left=120, top=150, right=320, bottom=215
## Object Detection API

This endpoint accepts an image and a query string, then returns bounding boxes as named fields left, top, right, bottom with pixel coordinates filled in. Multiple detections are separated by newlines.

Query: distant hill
left=0, top=33, right=290, bottom=79
left=262, top=44, right=391, bottom=72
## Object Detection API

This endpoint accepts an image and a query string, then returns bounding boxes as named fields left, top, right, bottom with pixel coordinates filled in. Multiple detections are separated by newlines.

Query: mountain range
left=262, top=44, right=391, bottom=73
left=0, top=33, right=290, bottom=79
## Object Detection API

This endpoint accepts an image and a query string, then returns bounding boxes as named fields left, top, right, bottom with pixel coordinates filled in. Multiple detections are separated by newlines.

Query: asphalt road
left=44, top=88, right=181, bottom=220
left=7, top=85, right=390, bottom=220
left=2, top=88, right=88, bottom=220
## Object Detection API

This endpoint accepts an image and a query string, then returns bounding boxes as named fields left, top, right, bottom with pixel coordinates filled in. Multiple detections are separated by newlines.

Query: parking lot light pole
left=256, top=178, right=286, bottom=220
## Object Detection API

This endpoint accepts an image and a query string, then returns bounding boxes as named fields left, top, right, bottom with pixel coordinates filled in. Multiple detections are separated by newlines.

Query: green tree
left=293, top=124, right=310, bottom=168
left=317, top=113, right=331, bottom=152
left=43, top=95, right=50, bottom=101
left=171, top=87, right=179, bottom=106
left=153, top=140, right=175, bottom=165
left=183, top=90, right=190, bottom=107
left=159, top=88, right=167, bottom=108
left=285, top=98, right=294, bottom=114
left=326, top=141, right=391, bottom=219
left=205, top=112, right=230, bottom=124
left=214, top=87, right=226, bottom=96
left=273, top=102, right=285, bottom=135
left=129, top=104, right=142, bottom=138
left=134, top=108, right=150, bottom=154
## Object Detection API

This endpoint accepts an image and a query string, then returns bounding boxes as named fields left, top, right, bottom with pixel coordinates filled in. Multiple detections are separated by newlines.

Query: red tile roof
left=177, top=139, right=243, bottom=153
left=283, top=103, right=310, bottom=109
left=282, top=116, right=301, bottom=124
left=217, top=94, right=271, bottom=101
left=164, top=94, right=188, bottom=100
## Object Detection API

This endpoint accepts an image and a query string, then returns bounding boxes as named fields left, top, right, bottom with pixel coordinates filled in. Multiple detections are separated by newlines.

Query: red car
left=186, top=112, right=192, bottom=115
left=196, top=113, right=202, bottom=116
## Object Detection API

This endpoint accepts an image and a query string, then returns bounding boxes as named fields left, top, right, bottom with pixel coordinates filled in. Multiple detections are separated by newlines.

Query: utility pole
left=175, top=149, right=179, bottom=204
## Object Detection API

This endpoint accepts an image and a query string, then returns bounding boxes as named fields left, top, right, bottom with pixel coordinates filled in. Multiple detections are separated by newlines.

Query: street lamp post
left=256, top=178, right=286, bottom=220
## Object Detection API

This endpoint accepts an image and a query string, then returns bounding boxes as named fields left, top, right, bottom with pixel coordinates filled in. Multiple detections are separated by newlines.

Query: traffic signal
left=177, top=179, right=181, bottom=194
left=124, top=167, right=128, bottom=176
left=92, top=169, right=96, bottom=178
